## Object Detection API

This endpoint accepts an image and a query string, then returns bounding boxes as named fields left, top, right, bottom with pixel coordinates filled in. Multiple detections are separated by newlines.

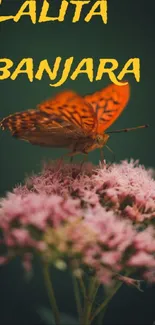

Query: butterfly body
left=0, top=83, right=130, bottom=157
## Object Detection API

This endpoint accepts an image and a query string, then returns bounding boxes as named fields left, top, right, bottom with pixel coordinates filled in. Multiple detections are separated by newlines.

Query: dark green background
left=0, top=1, right=155, bottom=324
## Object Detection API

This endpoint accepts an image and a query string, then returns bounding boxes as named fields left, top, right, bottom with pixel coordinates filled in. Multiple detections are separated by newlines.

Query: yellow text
left=0, top=0, right=108, bottom=24
left=0, top=57, right=140, bottom=87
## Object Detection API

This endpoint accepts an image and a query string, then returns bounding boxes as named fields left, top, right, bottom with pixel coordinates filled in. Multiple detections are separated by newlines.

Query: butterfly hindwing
left=0, top=109, right=87, bottom=148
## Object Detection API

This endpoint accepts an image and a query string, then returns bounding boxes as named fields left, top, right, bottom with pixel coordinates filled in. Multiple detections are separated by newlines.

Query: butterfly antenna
left=107, top=124, right=149, bottom=134
left=100, top=148, right=104, bottom=161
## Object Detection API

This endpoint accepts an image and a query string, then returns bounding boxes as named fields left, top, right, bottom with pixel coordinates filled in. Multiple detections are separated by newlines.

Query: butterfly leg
left=57, top=155, right=64, bottom=170
left=70, top=156, right=74, bottom=163
left=80, top=153, right=88, bottom=171
left=100, top=148, right=104, bottom=161
left=99, top=148, right=106, bottom=168
left=69, top=147, right=88, bottom=170
left=57, top=149, right=78, bottom=168
left=105, top=145, right=115, bottom=163
left=57, top=151, right=73, bottom=169
left=69, top=142, right=82, bottom=163
left=105, top=145, right=116, bottom=169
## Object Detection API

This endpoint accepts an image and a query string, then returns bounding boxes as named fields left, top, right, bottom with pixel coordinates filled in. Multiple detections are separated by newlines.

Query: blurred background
left=0, top=0, right=155, bottom=324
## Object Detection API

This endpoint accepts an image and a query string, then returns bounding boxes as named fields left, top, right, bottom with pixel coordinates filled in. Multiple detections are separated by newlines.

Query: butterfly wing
left=0, top=110, right=87, bottom=148
left=0, top=84, right=130, bottom=150
left=38, top=90, right=97, bottom=134
left=84, top=83, right=130, bottom=134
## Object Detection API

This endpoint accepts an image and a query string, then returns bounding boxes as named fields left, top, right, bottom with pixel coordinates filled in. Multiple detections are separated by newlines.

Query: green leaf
left=38, top=307, right=55, bottom=325
left=59, top=313, right=79, bottom=325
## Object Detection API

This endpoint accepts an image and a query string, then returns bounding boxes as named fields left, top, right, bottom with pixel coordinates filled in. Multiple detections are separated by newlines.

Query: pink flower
left=0, top=160, right=155, bottom=285
left=128, top=252, right=155, bottom=267
left=11, top=229, right=31, bottom=246
left=133, top=226, right=155, bottom=252
left=0, top=256, right=8, bottom=265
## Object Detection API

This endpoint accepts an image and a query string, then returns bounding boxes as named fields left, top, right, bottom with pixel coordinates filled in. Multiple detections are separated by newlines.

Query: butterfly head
left=85, top=134, right=109, bottom=153
left=95, top=133, right=109, bottom=148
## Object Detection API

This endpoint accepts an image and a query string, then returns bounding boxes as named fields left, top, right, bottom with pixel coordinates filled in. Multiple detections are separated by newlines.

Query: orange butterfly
left=0, top=83, right=147, bottom=158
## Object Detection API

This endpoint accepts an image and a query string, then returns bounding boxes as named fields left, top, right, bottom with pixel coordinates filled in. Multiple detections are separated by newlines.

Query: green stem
left=97, top=305, right=108, bottom=325
left=43, top=263, right=61, bottom=325
left=90, top=280, right=122, bottom=323
left=79, top=277, right=87, bottom=299
left=82, top=277, right=98, bottom=325
left=72, top=276, right=82, bottom=322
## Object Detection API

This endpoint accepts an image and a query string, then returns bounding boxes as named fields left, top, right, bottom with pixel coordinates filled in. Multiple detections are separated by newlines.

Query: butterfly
left=0, top=82, right=141, bottom=158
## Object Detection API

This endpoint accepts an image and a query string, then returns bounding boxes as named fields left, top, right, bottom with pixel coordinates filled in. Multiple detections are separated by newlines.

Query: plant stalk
left=82, top=277, right=98, bottom=325
left=90, top=280, right=123, bottom=323
left=72, top=276, right=82, bottom=323
left=43, top=263, right=61, bottom=325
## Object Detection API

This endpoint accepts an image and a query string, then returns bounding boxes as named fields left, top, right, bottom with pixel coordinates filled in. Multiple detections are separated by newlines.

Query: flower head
left=0, top=160, right=155, bottom=285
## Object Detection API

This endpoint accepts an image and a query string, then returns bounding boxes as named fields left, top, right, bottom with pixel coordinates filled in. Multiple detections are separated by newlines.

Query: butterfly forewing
left=38, top=90, right=96, bottom=134
left=84, top=83, right=130, bottom=134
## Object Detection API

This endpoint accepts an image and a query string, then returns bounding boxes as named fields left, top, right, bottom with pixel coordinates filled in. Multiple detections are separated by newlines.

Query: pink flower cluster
left=0, top=160, right=155, bottom=284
